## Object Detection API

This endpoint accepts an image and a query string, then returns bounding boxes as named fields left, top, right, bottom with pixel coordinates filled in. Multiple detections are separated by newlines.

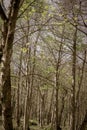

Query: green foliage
left=21, top=47, right=28, bottom=53
left=40, top=84, right=52, bottom=91
left=29, top=119, right=38, bottom=126
left=46, top=66, right=55, bottom=73
left=19, top=0, right=50, bottom=20
left=43, top=124, right=53, bottom=130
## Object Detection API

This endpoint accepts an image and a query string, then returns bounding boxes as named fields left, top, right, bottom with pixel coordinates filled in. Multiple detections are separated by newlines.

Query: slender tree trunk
left=55, top=65, right=59, bottom=130
left=72, top=26, right=77, bottom=130
left=55, top=49, right=62, bottom=130
left=55, top=25, right=65, bottom=130
left=17, top=51, right=23, bottom=127
left=47, top=88, right=54, bottom=124
left=24, top=44, right=31, bottom=130
left=76, top=50, right=86, bottom=129
left=59, top=90, right=67, bottom=126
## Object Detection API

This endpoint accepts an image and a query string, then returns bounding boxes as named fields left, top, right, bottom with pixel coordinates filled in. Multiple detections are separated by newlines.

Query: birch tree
left=0, top=0, right=24, bottom=130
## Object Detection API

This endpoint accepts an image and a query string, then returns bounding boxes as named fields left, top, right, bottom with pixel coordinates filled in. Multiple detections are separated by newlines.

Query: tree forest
left=0, top=0, right=87, bottom=130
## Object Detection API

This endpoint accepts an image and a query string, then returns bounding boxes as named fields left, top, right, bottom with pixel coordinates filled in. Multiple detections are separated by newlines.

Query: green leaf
left=21, top=47, right=27, bottom=53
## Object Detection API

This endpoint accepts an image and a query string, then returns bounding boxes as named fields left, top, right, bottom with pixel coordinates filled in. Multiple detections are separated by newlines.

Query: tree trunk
left=76, top=50, right=86, bottom=129
left=72, top=26, right=77, bottom=130
left=1, top=62, right=13, bottom=130
left=17, top=51, right=23, bottom=127
left=23, top=46, right=31, bottom=130
left=79, top=111, right=87, bottom=130
left=55, top=25, right=65, bottom=130
left=0, top=1, right=22, bottom=130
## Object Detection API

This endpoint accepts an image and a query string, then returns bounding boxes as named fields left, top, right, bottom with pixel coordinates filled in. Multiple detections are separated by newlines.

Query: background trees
left=0, top=0, right=87, bottom=130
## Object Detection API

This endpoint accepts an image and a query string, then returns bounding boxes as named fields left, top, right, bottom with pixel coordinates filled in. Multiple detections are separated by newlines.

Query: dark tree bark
left=0, top=0, right=23, bottom=130
left=79, top=111, right=87, bottom=130
left=0, top=0, right=8, bottom=21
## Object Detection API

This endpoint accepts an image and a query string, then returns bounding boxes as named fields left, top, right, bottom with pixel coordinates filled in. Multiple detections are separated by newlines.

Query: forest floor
left=0, top=117, right=52, bottom=130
